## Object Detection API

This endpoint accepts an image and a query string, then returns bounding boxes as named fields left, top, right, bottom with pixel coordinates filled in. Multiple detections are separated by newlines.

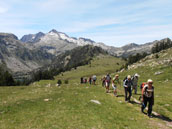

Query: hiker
left=84, top=78, right=87, bottom=83
left=89, top=77, right=92, bottom=85
left=131, top=73, right=139, bottom=94
left=141, top=79, right=154, bottom=118
left=101, top=76, right=106, bottom=87
left=80, top=77, right=84, bottom=84
left=112, top=74, right=120, bottom=97
left=92, top=75, right=97, bottom=85
left=123, top=75, right=133, bottom=102
left=105, top=73, right=111, bottom=93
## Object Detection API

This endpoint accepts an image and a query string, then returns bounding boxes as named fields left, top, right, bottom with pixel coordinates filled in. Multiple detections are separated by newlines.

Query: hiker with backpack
left=112, top=74, right=120, bottom=97
left=141, top=79, right=154, bottom=118
left=92, top=75, right=97, bottom=85
left=105, top=73, right=111, bottom=93
left=123, top=75, right=133, bottom=102
left=89, top=77, right=92, bottom=85
left=131, top=73, right=139, bottom=94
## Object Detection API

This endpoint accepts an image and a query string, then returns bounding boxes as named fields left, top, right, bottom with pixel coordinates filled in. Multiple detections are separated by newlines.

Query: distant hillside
left=30, top=45, right=108, bottom=82
left=0, top=33, right=55, bottom=79
left=127, top=47, right=172, bottom=70
left=50, top=45, right=107, bottom=71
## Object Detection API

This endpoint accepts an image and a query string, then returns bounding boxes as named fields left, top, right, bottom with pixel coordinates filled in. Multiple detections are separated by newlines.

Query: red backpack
left=140, top=82, right=147, bottom=94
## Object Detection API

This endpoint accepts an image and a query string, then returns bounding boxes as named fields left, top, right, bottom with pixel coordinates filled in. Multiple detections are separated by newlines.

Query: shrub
left=64, top=80, right=69, bottom=84
left=57, top=80, right=62, bottom=85
left=155, top=54, right=159, bottom=58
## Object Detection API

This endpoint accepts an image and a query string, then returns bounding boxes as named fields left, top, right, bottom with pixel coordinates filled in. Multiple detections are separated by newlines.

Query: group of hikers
left=80, top=73, right=154, bottom=117
left=80, top=75, right=97, bottom=85
left=101, top=73, right=154, bottom=118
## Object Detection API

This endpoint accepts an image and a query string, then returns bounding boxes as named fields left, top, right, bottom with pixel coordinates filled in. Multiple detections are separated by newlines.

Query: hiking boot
left=141, top=108, right=144, bottom=113
left=148, top=114, right=153, bottom=118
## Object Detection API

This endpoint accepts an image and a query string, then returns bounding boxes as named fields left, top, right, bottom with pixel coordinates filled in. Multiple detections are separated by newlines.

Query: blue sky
left=0, top=0, right=172, bottom=47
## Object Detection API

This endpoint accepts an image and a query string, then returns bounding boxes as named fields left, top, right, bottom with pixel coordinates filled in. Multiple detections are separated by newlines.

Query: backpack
left=140, top=82, right=146, bottom=90
left=141, top=82, right=147, bottom=95
left=106, top=75, right=111, bottom=82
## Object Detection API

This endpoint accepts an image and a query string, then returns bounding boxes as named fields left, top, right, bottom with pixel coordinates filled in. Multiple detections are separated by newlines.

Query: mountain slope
left=0, top=33, right=54, bottom=78
left=52, top=45, right=106, bottom=68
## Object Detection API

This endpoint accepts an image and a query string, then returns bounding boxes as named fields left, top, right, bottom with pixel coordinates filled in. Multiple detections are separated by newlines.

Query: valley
left=0, top=48, right=172, bottom=128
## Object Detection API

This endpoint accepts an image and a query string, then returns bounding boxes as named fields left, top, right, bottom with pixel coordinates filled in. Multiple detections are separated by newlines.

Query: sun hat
left=134, top=73, right=139, bottom=77
left=147, top=79, right=153, bottom=83
left=127, top=75, right=131, bottom=79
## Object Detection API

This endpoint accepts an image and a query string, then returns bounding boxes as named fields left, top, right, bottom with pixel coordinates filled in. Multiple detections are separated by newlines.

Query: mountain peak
left=49, top=29, right=58, bottom=33
left=0, top=33, right=18, bottom=40
left=79, top=37, right=95, bottom=43
left=20, top=32, right=45, bottom=43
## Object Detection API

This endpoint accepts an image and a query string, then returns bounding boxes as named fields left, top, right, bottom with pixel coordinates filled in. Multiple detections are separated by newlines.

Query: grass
left=0, top=54, right=171, bottom=129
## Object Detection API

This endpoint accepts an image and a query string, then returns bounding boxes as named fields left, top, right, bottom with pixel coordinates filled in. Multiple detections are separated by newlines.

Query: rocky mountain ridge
left=20, top=29, right=157, bottom=57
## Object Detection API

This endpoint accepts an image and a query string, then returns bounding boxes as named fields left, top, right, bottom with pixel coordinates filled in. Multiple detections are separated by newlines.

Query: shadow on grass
left=129, top=100, right=141, bottom=105
left=152, top=114, right=172, bottom=122
left=135, top=93, right=142, bottom=95
left=117, top=95, right=124, bottom=97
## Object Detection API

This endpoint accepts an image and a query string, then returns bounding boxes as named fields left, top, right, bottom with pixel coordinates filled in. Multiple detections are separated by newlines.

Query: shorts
left=112, top=84, right=117, bottom=90
left=106, top=82, right=110, bottom=87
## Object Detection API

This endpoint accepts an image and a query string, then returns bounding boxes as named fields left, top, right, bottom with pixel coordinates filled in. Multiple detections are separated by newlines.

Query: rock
left=56, top=84, right=60, bottom=87
left=46, top=83, right=51, bottom=87
left=164, top=104, right=170, bottom=107
left=154, top=71, right=163, bottom=75
left=90, top=100, right=101, bottom=105
left=118, top=101, right=122, bottom=103
left=44, top=99, right=49, bottom=102
left=165, top=79, right=168, bottom=82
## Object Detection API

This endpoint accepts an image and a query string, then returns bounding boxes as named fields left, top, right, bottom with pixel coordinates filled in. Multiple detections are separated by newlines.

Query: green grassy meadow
left=0, top=54, right=171, bottom=129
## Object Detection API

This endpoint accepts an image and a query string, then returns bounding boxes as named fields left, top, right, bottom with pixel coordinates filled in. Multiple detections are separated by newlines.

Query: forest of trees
left=0, top=67, right=15, bottom=86
left=152, top=38, right=172, bottom=53
left=127, top=52, right=148, bottom=65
